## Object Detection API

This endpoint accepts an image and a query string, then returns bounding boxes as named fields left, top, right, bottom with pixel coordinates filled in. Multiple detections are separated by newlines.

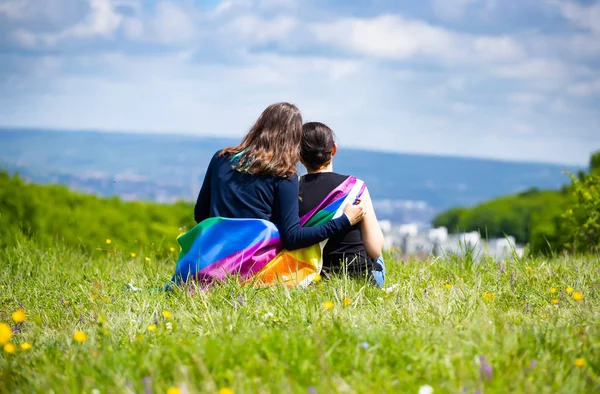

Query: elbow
left=281, top=236, right=300, bottom=251
left=366, top=244, right=383, bottom=260
left=365, top=232, right=385, bottom=259
left=280, top=228, right=306, bottom=251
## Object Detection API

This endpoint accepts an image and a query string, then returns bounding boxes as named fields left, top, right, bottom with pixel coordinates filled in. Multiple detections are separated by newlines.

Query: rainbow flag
left=171, top=176, right=365, bottom=287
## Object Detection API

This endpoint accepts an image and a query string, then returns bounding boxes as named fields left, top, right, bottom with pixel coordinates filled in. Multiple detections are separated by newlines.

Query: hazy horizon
left=0, top=126, right=588, bottom=168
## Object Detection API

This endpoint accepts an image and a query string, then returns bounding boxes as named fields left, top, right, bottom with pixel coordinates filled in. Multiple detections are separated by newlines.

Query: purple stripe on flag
left=194, top=235, right=282, bottom=281
left=299, top=176, right=357, bottom=226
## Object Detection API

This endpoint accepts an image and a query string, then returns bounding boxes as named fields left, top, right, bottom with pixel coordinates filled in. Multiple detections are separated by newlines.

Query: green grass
left=1, top=240, right=599, bottom=393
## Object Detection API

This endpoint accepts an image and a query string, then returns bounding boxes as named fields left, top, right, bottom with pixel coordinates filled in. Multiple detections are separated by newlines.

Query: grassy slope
left=0, top=241, right=599, bottom=393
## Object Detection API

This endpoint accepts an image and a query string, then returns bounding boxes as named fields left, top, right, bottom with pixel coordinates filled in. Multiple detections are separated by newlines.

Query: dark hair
left=301, top=122, right=335, bottom=171
left=220, top=102, right=302, bottom=177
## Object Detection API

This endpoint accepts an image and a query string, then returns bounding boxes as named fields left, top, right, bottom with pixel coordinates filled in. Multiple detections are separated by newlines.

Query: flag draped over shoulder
left=171, top=176, right=365, bottom=288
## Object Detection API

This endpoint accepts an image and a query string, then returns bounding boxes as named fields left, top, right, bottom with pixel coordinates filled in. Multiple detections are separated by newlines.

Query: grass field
left=1, top=240, right=598, bottom=393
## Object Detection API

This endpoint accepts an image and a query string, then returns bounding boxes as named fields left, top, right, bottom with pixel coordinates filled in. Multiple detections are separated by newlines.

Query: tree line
left=433, top=151, right=600, bottom=254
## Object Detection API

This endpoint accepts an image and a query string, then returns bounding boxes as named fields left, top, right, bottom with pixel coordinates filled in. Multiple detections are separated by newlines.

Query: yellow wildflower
left=12, top=309, right=25, bottom=323
left=445, top=284, right=452, bottom=289
left=549, top=287, right=557, bottom=294
left=343, top=297, right=351, bottom=306
left=573, top=292, right=583, bottom=301
left=526, top=266, right=533, bottom=271
left=101, top=296, right=111, bottom=303
left=106, top=239, right=112, bottom=245
left=162, top=311, right=173, bottom=319
left=566, top=287, right=574, bottom=294
left=482, top=293, right=496, bottom=301
left=218, top=388, right=235, bottom=394
left=0, top=323, right=12, bottom=345
left=323, top=301, right=334, bottom=310
left=147, top=325, right=157, bottom=332
left=169, top=247, right=175, bottom=252
left=145, top=257, right=151, bottom=262
left=4, top=343, right=16, bottom=354
left=313, top=274, right=322, bottom=283
left=73, top=330, right=88, bottom=343
left=551, top=299, right=559, bottom=305
left=166, top=387, right=181, bottom=394
left=20, top=342, right=32, bottom=351
left=574, top=358, right=586, bottom=367
left=130, top=252, right=136, bottom=258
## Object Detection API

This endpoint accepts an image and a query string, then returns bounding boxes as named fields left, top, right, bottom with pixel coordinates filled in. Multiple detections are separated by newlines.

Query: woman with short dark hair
left=299, top=121, right=385, bottom=286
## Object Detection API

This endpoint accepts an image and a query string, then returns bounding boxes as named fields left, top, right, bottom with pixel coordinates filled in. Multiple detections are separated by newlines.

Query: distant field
left=1, top=241, right=598, bottom=393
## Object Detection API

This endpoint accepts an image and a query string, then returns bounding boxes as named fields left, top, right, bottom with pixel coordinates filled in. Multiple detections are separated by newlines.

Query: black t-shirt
left=299, top=172, right=374, bottom=273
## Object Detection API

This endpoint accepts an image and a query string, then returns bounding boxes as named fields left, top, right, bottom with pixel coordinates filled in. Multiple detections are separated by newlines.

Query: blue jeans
left=371, top=256, right=385, bottom=288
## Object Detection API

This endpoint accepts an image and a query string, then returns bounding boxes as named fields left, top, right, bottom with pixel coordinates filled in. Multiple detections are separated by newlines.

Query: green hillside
left=0, top=171, right=195, bottom=255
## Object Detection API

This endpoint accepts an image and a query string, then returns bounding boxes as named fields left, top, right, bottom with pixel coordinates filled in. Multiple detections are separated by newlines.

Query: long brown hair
left=220, top=102, right=302, bottom=177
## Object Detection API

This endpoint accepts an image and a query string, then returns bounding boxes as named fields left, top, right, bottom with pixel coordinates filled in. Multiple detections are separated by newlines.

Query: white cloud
left=0, top=0, right=29, bottom=19
left=310, top=15, right=523, bottom=64
left=66, top=0, right=122, bottom=38
left=491, top=58, right=567, bottom=79
left=472, top=36, right=524, bottom=62
left=224, top=14, right=297, bottom=45
left=555, top=1, right=600, bottom=33
left=513, top=123, right=535, bottom=134
left=149, top=2, right=196, bottom=44
left=7, top=0, right=123, bottom=47
left=568, top=78, right=600, bottom=96
left=11, top=28, right=37, bottom=48
left=507, top=92, right=545, bottom=104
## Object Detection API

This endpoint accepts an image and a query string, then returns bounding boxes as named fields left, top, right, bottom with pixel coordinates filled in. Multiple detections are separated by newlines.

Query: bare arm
left=359, top=187, right=384, bottom=259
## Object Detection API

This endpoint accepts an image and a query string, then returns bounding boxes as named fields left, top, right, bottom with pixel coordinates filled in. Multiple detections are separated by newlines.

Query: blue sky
left=0, top=0, right=598, bottom=165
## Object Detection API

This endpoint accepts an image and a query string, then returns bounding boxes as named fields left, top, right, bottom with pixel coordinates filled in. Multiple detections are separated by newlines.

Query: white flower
left=383, top=284, right=399, bottom=293
left=165, top=322, right=173, bottom=331
left=377, top=297, right=384, bottom=301
left=262, top=312, right=275, bottom=321
left=418, top=385, right=434, bottom=394
left=126, top=283, right=141, bottom=292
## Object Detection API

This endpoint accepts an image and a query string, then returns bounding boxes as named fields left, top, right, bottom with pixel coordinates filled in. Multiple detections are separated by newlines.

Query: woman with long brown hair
left=193, top=102, right=366, bottom=251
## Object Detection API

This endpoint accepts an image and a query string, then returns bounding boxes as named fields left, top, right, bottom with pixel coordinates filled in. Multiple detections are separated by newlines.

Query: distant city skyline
left=1, top=0, right=599, bottom=165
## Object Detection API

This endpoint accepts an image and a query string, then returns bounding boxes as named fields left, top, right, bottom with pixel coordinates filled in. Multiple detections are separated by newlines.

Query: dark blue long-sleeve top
left=194, top=151, right=351, bottom=250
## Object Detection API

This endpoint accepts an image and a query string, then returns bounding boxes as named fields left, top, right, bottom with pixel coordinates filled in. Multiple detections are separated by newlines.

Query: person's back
left=299, top=172, right=376, bottom=274
left=195, top=151, right=282, bottom=222
left=193, top=103, right=367, bottom=252
left=298, top=122, right=385, bottom=286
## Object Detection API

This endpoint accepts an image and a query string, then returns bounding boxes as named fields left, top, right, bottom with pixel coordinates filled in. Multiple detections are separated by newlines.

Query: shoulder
left=279, top=173, right=299, bottom=184
left=213, top=149, right=225, bottom=160
left=331, top=172, right=355, bottom=184
left=276, top=173, right=299, bottom=190
left=207, top=150, right=220, bottom=166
